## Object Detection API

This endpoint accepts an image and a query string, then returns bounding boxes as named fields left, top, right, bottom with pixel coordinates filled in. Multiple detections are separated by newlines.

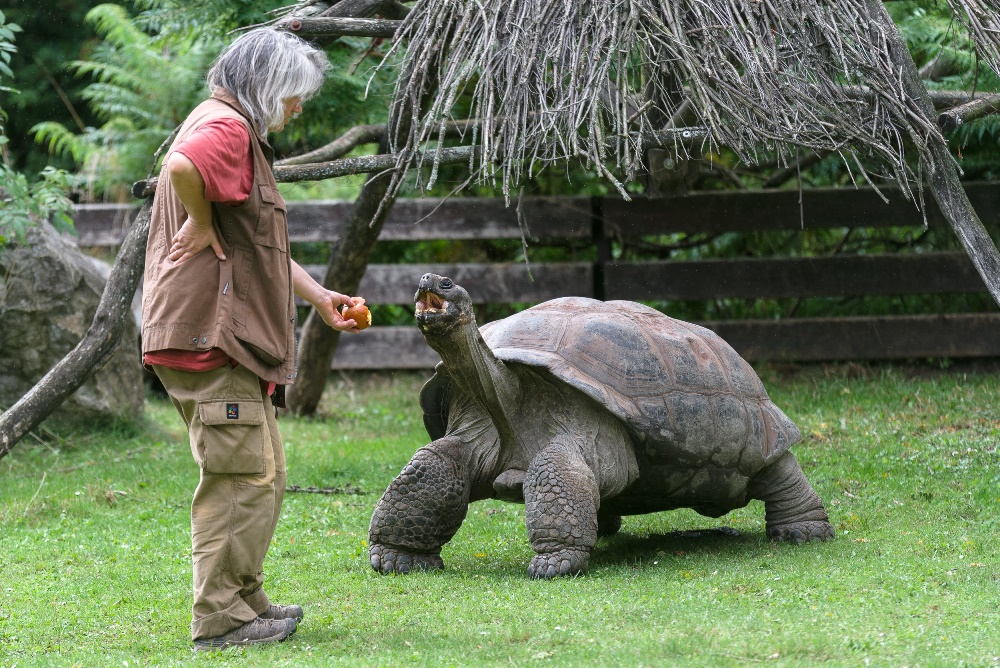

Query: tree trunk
left=0, top=199, right=153, bottom=460
left=284, top=133, right=399, bottom=416
left=286, top=4, right=435, bottom=416
left=871, top=0, right=1000, bottom=308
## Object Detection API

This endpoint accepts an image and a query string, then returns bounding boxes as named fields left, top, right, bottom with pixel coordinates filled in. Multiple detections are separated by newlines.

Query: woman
left=141, top=27, right=361, bottom=651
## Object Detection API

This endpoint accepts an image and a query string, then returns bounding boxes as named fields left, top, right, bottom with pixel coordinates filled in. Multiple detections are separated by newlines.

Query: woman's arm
left=165, top=152, right=227, bottom=264
left=291, top=259, right=362, bottom=333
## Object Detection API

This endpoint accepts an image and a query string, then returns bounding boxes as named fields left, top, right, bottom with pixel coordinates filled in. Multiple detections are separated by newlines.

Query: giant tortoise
left=369, top=274, right=833, bottom=579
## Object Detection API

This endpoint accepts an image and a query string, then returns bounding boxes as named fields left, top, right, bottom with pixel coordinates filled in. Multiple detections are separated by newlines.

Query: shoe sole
left=193, top=621, right=295, bottom=652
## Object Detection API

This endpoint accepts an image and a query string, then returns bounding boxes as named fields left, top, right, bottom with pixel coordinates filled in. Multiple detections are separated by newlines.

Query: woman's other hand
left=168, top=218, right=226, bottom=264
left=165, top=152, right=226, bottom=264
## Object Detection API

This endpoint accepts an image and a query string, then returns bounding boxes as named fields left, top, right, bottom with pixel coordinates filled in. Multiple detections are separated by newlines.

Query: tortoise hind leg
left=523, top=437, right=599, bottom=578
left=748, top=452, right=834, bottom=543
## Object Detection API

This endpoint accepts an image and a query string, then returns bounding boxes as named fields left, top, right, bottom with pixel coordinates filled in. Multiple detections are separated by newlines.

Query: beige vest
left=142, top=90, right=296, bottom=386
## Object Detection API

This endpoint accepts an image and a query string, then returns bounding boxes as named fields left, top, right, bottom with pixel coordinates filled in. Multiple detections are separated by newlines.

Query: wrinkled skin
left=369, top=274, right=833, bottom=578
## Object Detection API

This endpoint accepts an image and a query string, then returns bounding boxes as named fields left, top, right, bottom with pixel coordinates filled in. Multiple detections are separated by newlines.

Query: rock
left=0, top=219, right=144, bottom=425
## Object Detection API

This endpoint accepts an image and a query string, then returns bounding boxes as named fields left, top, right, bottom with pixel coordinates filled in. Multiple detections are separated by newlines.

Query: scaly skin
left=368, top=437, right=469, bottom=573
left=748, top=451, right=835, bottom=544
left=523, top=438, right=600, bottom=579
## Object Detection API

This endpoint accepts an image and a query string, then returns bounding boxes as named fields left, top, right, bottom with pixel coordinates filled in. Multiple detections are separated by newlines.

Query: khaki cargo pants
left=154, top=364, right=285, bottom=641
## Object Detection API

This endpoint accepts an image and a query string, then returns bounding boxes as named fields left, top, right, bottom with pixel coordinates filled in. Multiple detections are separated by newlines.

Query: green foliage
left=0, top=10, right=75, bottom=248
left=31, top=3, right=221, bottom=201
left=0, top=166, right=77, bottom=245
left=0, top=9, right=23, bottom=151
left=30, top=2, right=396, bottom=201
left=2, top=0, right=105, bottom=175
left=2, top=368, right=1000, bottom=665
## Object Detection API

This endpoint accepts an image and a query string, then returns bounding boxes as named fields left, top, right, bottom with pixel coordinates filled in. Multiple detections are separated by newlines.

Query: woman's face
left=276, top=96, right=303, bottom=132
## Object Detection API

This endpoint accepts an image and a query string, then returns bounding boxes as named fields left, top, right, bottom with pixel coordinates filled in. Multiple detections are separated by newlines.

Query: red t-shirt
left=144, top=117, right=274, bottom=395
left=174, top=117, right=255, bottom=206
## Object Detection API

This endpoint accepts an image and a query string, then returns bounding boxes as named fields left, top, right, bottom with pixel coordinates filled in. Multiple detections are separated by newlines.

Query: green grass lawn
left=1, top=364, right=998, bottom=667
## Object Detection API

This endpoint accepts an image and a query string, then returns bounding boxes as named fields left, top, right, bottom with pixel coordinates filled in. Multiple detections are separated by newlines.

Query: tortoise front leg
left=369, top=437, right=469, bottom=573
left=523, top=437, right=600, bottom=579
left=749, top=451, right=835, bottom=543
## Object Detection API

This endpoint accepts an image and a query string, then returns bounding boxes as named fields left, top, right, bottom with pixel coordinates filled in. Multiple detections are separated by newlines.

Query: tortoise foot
left=369, top=544, right=444, bottom=574
left=527, top=549, right=589, bottom=579
left=767, top=521, right=835, bottom=544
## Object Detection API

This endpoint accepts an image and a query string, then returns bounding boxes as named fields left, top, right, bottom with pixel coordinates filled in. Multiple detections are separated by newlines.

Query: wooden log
left=330, top=313, right=1000, bottom=369
left=604, top=252, right=988, bottom=301
left=938, top=93, right=1000, bottom=131
left=132, top=146, right=477, bottom=198
left=275, top=124, right=385, bottom=166
left=286, top=16, right=401, bottom=38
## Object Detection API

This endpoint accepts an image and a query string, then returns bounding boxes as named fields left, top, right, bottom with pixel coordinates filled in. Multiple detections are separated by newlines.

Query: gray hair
left=207, top=28, right=329, bottom=136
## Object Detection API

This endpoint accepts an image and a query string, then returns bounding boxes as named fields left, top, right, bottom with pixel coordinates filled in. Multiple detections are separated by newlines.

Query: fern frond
left=31, top=122, right=92, bottom=163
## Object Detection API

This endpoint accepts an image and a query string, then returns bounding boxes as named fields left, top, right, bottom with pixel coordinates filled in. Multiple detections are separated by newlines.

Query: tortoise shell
left=423, top=297, right=800, bottom=474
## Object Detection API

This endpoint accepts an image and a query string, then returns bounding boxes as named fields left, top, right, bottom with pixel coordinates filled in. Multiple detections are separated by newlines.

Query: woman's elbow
left=166, top=153, right=204, bottom=191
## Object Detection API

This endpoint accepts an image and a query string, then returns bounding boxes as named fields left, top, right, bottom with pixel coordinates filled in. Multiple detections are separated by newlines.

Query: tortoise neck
left=433, top=322, right=522, bottom=440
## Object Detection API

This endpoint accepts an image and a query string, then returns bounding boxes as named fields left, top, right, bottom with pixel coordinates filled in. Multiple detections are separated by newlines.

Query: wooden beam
left=300, top=262, right=594, bottom=305
left=605, top=252, right=989, bottom=301
left=289, top=196, right=593, bottom=242
left=704, top=313, right=1000, bottom=361
left=333, top=326, right=438, bottom=369
left=74, top=196, right=593, bottom=245
left=603, top=182, right=1000, bottom=236
left=331, top=313, right=1000, bottom=369
left=103, top=182, right=1000, bottom=246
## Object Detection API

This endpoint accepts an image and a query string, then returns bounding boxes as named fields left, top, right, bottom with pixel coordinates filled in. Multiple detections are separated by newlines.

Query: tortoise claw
left=767, top=521, right=835, bottom=544
left=369, top=544, right=444, bottom=574
left=527, top=549, right=589, bottom=579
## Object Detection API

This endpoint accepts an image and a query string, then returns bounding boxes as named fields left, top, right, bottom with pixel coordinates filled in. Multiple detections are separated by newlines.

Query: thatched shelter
left=382, top=0, right=1000, bottom=198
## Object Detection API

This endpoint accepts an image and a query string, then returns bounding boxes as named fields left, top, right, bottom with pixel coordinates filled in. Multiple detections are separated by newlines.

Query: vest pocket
left=196, top=399, right=267, bottom=475
left=256, top=185, right=288, bottom=248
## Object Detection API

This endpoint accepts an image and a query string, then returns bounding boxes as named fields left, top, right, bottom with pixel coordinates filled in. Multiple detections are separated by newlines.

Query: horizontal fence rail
left=331, top=313, right=1000, bottom=369
left=74, top=183, right=1000, bottom=368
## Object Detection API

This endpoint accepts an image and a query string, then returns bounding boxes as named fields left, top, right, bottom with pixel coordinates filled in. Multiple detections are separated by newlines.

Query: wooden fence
left=73, top=183, right=1000, bottom=369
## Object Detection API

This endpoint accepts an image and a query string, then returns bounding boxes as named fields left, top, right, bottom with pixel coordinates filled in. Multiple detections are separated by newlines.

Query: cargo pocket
left=196, top=399, right=267, bottom=475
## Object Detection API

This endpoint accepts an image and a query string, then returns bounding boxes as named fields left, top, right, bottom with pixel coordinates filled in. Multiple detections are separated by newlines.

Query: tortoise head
left=414, top=273, right=475, bottom=337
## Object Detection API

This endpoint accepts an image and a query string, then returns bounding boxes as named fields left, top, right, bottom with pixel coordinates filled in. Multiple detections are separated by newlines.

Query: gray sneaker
left=193, top=617, right=296, bottom=651
left=260, top=603, right=304, bottom=622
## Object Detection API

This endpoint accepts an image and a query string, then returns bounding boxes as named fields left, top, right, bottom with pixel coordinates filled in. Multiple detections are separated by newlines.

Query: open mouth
left=415, top=290, right=447, bottom=314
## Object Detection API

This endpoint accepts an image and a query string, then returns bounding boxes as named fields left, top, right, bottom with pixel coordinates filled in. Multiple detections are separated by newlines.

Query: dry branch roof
left=378, top=0, right=1000, bottom=200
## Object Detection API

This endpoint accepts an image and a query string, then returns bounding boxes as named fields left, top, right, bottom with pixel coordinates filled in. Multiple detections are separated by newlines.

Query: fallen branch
left=938, top=93, right=1000, bottom=131
left=135, top=145, right=478, bottom=196
left=0, top=199, right=153, bottom=460
left=276, top=118, right=480, bottom=166
left=286, top=483, right=368, bottom=495
left=276, top=124, right=385, bottom=165
left=286, top=16, right=400, bottom=38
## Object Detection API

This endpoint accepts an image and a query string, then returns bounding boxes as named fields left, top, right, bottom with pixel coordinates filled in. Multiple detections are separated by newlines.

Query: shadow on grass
left=591, top=525, right=760, bottom=568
